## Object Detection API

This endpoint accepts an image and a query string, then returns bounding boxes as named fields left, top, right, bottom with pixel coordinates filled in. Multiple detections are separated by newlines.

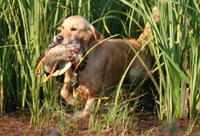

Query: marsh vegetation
left=0, top=0, right=200, bottom=135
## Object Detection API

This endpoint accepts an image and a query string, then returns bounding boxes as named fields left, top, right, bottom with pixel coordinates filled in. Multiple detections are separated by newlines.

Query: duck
left=35, top=40, right=86, bottom=83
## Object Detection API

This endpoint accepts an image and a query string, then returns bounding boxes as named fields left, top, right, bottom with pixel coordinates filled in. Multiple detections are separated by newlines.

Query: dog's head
left=54, top=16, right=104, bottom=47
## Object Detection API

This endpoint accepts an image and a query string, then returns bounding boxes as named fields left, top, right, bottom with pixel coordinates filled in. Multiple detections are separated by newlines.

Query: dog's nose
left=56, top=35, right=64, bottom=43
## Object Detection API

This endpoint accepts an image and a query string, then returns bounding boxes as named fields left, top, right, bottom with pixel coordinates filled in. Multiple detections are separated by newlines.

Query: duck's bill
left=43, top=61, right=72, bottom=83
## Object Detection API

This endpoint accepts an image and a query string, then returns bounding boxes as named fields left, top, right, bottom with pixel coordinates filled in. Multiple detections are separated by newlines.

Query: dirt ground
left=0, top=109, right=200, bottom=136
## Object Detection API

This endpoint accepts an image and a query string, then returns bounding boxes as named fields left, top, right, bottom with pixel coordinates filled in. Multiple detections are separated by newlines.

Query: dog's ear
left=57, top=27, right=62, bottom=31
left=89, top=24, right=104, bottom=43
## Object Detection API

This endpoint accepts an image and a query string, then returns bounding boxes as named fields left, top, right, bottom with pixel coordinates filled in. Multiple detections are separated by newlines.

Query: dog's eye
left=71, top=28, right=77, bottom=31
left=62, top=26, right=64, bottom=29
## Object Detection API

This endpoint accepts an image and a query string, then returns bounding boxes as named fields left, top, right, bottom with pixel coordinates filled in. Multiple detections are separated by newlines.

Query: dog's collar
left=71, top=70, right=79, bottom=89
left=70, top=57, right=87, bottom=89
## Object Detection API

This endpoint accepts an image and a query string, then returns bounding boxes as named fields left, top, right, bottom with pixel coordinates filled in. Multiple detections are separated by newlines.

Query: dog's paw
left=71, top=111, right=89, bottom=119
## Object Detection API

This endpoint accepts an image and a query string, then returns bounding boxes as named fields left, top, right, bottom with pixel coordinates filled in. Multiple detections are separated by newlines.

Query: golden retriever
left=50, top=7, right=159, bottom=118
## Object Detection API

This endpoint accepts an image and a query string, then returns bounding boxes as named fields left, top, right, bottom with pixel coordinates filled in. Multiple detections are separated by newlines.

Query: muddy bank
left=0, top=109, right=200, bottom=136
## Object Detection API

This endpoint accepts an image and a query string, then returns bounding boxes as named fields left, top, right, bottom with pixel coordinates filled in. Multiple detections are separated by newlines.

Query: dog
left=48, top=7, right=159, bottom=118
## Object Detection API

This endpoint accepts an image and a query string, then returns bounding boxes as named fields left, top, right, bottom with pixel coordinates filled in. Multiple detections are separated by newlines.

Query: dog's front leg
left=60, top=69, right=75, bottom=106
left=60, top=83, right=75, bottom=106
left=78, top=97, right=95, bottom=118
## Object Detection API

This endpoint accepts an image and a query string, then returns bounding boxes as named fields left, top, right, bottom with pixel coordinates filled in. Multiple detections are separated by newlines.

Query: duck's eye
left=71, top=28, right=77, bottom=31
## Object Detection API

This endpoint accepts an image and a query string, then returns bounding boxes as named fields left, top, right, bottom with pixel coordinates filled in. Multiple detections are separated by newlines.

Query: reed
left=119, top=0, right=199, bottom=123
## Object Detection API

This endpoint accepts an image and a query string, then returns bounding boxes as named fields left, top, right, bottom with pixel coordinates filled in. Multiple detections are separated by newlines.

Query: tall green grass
left=151, top=1, right=200, bottom=123
left=0, top=0, right=200, bottom=134
left=0, top=0, right=141, bottom=125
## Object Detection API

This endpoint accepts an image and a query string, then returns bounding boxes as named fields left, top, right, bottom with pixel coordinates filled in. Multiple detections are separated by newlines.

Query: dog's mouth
left=35, top=39, right=86, bottom=83
left=54, top=39, right=79, bottom=46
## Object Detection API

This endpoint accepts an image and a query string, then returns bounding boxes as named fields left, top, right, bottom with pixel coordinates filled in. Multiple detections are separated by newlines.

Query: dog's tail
left=137, top=7, right=159, bottom=44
